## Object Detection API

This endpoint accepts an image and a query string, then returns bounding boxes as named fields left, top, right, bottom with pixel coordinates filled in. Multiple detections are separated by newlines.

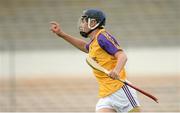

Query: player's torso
left=87, top=29, right=126, bottom=97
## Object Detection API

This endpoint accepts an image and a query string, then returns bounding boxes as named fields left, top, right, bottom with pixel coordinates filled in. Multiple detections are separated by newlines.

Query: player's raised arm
left=50, top=21, right=88, bottom=53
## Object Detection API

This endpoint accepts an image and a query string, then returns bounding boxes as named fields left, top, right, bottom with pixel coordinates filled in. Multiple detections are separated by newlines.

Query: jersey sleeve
left=85, top=38, right=94, bottom=51
left=85, top=43, right=89, bottom=51
left=97, top=33, right=123, bottom=55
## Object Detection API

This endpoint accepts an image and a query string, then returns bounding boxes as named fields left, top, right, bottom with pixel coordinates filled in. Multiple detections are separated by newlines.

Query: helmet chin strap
left=80, top=18, right=100, bottom=38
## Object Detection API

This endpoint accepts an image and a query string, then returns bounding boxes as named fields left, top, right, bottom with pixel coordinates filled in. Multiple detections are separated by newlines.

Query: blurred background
left=0, top=0, right=179, bottom=112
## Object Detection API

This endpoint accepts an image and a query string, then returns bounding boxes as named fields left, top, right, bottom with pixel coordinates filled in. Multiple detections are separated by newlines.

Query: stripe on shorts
left=124, top=85, right=137, bottom=107
left=122, top=85, right=137, bottom=107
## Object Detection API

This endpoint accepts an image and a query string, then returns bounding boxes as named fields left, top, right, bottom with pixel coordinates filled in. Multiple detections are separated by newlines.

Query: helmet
left=82, top=9, right=106, bottom=27
left=80, top=9, right=106, bottom=38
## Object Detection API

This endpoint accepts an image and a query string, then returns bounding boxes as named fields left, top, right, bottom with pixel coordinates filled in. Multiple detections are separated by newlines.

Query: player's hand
left=50, top=21, right=64, bottom=37
left=108, top=69, right=119, bottom=80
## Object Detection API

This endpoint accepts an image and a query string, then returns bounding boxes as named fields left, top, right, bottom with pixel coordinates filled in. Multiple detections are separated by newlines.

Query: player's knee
left=96, top=108, right=116, bottom=113
left=129, top=106, right=141, bottom=112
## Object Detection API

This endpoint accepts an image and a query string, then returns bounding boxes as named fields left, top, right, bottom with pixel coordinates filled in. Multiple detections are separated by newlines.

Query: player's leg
left=122, top=85, right=141, bottom=112
left=96, top=97, right=116, bottom=112
left=96, top=85, right=141, bottom=112
left=109, top=85, right=141, bottom=112
left=129, top=106, right=141, bottom=112
left=97, top=108, right=116, bottom=112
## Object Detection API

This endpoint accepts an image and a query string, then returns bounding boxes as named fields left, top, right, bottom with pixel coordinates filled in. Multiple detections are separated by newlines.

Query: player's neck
left=89, top=29, right=100, bottom=40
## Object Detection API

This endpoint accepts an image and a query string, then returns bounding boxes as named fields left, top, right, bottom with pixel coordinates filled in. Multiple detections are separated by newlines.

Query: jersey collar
left=95, top=29, right=105, bottom=39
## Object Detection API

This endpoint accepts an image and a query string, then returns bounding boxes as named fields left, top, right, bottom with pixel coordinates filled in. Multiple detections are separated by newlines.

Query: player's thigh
left=96, top=108, right=116, bottom=113
left=129, top=106, right=141, bottom=112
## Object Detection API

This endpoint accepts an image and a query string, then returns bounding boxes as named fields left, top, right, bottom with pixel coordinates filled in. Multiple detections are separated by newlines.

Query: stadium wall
left=0, top=47, right=179, bottom=79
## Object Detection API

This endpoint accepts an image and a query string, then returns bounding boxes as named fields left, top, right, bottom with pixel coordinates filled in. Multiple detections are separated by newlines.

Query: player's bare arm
left=50, top=21, right=88, bottom=53
left=109, top=51, right=127, bottom=79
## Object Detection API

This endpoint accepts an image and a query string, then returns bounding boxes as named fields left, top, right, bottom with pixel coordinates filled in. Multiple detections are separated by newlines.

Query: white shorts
left=96, top=84, right=140, bottom=112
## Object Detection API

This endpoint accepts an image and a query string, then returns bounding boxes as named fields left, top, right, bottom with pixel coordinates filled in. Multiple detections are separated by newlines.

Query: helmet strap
left=87, top=18, right=100, bottom=30
left=80, top=29, right=94, bottom=38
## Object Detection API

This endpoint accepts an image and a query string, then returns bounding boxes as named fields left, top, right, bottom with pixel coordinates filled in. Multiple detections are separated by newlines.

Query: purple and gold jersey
left=86, top=29, right=126, bottom=97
